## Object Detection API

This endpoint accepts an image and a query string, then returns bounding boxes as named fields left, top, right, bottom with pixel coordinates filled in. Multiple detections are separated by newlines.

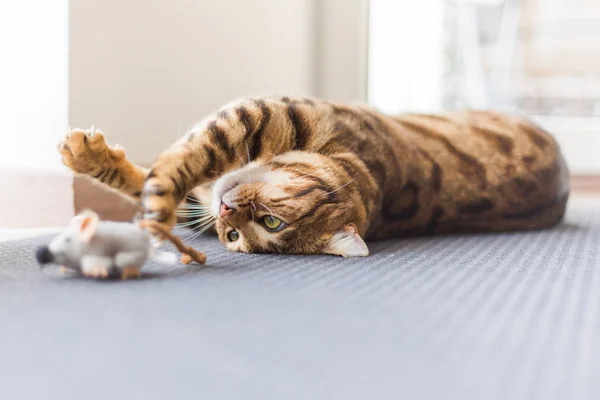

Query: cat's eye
left=262, top=215, right=286, bottom=232
left=227, top=230, right=240, bottom=242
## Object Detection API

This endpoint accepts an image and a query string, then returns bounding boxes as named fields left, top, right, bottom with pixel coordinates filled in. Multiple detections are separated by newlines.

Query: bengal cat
left=59, top=96, right=570, bottom=257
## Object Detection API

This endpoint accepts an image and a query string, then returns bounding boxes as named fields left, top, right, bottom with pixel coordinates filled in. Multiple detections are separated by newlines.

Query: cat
left=59, top=96, right=570, bottom=257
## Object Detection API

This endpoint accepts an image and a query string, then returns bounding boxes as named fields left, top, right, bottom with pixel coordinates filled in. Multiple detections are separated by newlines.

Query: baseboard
left=0, top=167, right=74, bottom=228
left=571, top=175, right=600, bottom=193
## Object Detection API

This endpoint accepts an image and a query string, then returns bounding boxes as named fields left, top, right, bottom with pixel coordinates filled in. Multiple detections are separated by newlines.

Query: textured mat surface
left=1, top=198, right=599, bottom=400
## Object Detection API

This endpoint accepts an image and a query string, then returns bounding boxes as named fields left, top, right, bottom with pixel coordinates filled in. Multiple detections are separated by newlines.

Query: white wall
left=0, top=0, right=68, bottom=168
left=70, top=0, right=318, bottom=165
left=316, top=0, right=369, bottom=103
left=0, top=0, right=72, bottom=227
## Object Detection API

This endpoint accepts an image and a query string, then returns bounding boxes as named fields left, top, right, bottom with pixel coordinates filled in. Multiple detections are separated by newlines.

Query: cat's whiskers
left=272, top=242, right=284, bottom=255
left=175, top=212, right=211, bottom=219
left=257, top=201, right=274, bottom=216
left=181, top=212, right=217, bottom=240
left=245, top=140, right=252, bottom=164
left=177, top=204, right=210, bottom=211
left=180, top=203, right=211, bottom=210
left=176, top=205, right=211, bottom=216
left=178, top=205, right=210, bottom=212
left=249, top=201, right=256, bottom=221
left=184, top=193, right=210, bottom=204
left=175, top=214, right=215, bottom=228
left=183, top=219, right=216, bottom=242
left=183, top=196, right=209, bottom=205
left=321, top=178, right=357, bottom=196
left=295, top=168, right=327, bottom=181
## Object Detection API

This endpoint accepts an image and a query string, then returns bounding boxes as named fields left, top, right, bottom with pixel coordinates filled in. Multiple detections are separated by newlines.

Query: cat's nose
left=220, top=202, right=235, bottom=218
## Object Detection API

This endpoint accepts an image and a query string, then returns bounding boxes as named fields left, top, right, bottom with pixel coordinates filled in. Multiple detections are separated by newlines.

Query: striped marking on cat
left=522, top=155, right=536, bottom=170
left=457, top=197, right=494, bottom=214
left=208, top=122, right=236, bottom=163
left=425, top=206, right=445, bottom=235
left=519, top=122, right=550, bottom=150
left=287, top=104, right=312, bottom=150
left=292, top=195, right=342, bottom=224
left=171, top=167, right=188, bottom=199
left=329, top=154, right=375, bottom=215
left=511, top=177, right=538, bottom=198
left=470, top=126, right=514, bottom=155
left=236, top=106, right=254, bottom=139
left=502, top=192, right=567, bottom=220
left=417, top=149, right=443, bottom=193
left=204, top=147, right=219, bottom=179
left=381, top=182, right=420, bottom=221
left=395, top=118, right=488, bottom=190
left=92, top=169, right=106, bottom=179
left=105, top=168, right=120, bottom=186
left=247, top=99, right=271, bottom=161
left=409, top=114, right=453, bottom=124
left=280, top=96, right=317, bottom=107
left=331, top=105, right=404, bottom=188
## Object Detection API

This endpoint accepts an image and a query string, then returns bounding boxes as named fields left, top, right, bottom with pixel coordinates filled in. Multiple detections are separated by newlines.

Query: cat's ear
left=323, top=223, right=369, bottom=257
left=71, top=210, right=99, bottom=243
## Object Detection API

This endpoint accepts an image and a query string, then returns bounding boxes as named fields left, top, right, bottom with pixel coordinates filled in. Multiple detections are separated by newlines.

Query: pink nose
left=220, top=202, right=235, bottom=217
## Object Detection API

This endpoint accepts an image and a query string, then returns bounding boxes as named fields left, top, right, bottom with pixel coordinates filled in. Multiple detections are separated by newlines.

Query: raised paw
left=58, top=126, right=125, bottom=176
left=142, top=175, right=177, bottom=229
left=81, top=264, right=111, bottom=279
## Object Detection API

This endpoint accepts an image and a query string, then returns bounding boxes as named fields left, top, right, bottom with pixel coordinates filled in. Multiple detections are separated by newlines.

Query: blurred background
left=1, top=0, right=599, bottom=227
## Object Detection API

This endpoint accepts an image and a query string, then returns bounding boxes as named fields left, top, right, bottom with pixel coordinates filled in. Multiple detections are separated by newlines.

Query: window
left=368, top=0, right=600, bottom=174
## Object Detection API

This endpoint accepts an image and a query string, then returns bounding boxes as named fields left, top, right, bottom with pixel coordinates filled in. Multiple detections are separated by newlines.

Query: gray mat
left=1, top=198, right=599, bottom=400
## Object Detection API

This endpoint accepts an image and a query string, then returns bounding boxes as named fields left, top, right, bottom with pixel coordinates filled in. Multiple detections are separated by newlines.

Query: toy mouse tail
left=149, top=249, right=178, bottom=265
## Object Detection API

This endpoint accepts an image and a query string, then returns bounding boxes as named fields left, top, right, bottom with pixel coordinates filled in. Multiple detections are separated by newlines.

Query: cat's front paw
left=58, top=126, right=124, bottom=175
left=142, top=174, right=178, bottom=229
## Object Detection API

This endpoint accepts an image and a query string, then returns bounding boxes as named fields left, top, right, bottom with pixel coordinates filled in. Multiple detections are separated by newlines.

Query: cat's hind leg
left=58, top=127, right=148, bottom=202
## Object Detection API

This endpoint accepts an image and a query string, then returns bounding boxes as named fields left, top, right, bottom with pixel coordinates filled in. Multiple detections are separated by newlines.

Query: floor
left=1, top=194, right=599, bottom=399
left=0, top=168, right=74, bottom=229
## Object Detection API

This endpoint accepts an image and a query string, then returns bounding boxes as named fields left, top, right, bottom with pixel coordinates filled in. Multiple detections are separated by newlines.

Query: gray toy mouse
left=35, top=210, right=177, bottom=279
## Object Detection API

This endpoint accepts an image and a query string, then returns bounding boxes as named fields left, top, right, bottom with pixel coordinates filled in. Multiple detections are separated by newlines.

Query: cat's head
left=210, top=152, right=369, bottom=257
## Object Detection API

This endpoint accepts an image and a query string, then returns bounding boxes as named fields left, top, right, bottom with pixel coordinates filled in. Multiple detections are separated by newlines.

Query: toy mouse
left=35, top=210, right=206, bottom=280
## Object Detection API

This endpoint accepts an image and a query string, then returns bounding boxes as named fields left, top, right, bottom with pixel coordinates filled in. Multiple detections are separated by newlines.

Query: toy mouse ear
left=323, top=223, right=369, bottom=257
left=71, top=210, right=99, bottom=243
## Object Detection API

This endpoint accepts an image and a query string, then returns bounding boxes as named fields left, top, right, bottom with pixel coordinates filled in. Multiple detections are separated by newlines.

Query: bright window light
left=368, top=0, right=446, bottom=114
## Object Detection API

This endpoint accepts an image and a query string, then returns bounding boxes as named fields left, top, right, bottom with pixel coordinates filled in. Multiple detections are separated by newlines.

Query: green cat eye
left=227, top=230, right=240, bottom=242
left=262, top=215, right=286, bottom=232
